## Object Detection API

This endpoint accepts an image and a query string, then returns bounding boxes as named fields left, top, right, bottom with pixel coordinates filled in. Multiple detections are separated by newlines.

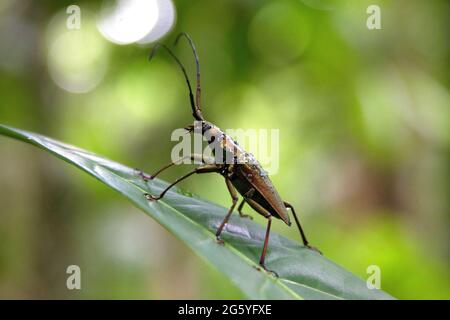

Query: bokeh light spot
left=138, top=0, right=176, bottom=44
left=46, top=11, right=109, bottom=93
left=97, top=0, right=175, bottom=45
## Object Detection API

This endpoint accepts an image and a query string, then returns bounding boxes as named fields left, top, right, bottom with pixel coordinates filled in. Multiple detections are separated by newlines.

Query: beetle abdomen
left=230, top=164, right=290, bottom=225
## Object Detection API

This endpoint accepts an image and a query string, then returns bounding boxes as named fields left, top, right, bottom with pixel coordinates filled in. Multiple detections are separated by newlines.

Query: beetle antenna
left=149, top=43, right=203, bottom=121
left=174, top=33, right=203, bottom=121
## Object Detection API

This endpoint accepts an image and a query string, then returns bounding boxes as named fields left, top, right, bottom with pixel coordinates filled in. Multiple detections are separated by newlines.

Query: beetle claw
left=135, top=169, right=153, bottom=181
left=144, top=193, right=159, bottom=201
left=259, top=263, right=279, bottom=278
left=239, top=213, right=253, bottom=220
left=215, top=236, right=225, bottom=246
left=306, top=244, right=322, bottom=255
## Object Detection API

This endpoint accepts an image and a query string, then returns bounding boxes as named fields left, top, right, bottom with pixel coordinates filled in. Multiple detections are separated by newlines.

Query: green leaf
left=0, top=124, right=394, bottom=300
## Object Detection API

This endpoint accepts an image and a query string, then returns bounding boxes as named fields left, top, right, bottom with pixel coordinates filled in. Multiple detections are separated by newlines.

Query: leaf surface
left=0, top=124, right=394, bottom=300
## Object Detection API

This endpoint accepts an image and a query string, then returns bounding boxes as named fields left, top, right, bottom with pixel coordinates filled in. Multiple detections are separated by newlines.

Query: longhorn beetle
left=138, top=33, right=321, bottom=276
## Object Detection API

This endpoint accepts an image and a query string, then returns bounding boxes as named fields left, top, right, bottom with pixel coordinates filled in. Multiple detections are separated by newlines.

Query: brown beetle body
left=203, top=124, right=291, bottom=225
left=230, top=162, right=291, bottom=225
left=140, top=33, right=320, bottom=276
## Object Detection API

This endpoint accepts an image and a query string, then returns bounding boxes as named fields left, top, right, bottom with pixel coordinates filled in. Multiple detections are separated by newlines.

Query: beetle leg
left=261, top=217, right=277, bottom=277
left=284, top=201, right=322, bottom=255
left=244, top=198, right=278, bottom=277
left=144, top=164, right=221, bottom=201
left=215, top=178, right=239, bottom=245
left=237, top=199, right=253, bottom=220
left=137, top=154, right=212, bottom=181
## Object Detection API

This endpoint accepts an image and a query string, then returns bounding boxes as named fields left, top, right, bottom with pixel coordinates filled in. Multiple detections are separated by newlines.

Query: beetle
left=138, top=33, right=321, bottom=276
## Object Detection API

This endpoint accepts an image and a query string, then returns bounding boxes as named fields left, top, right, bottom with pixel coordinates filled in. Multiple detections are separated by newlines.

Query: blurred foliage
left=0, top=0, right=449, bottom=299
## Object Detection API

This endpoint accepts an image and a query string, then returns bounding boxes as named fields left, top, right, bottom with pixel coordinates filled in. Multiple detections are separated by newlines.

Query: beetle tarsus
left=135, top=169, right=153, bottom=181
left=306, top=244, right=322, bottom=255
left=239, top=212, right=253, bottom=220
left=215, top=236, right=225, bottom=246
left=259, top=263, right=279, bottom=278
left=144, top=193, right=160, bottom=201
left=237, top=199, right=253, bottom=219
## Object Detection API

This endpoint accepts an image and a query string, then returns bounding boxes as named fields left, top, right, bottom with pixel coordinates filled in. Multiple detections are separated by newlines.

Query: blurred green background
left=0, top=0, right=449, bottom=299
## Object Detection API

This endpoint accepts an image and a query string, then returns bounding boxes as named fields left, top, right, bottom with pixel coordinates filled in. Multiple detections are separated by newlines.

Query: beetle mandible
left=138, top=33, right=321, bottom=276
